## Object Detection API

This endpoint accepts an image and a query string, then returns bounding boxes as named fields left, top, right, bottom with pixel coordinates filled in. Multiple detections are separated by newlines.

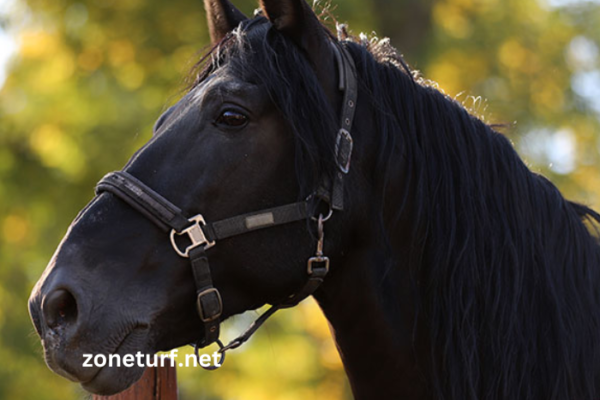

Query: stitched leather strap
left=96, top=171, right=189, bottom=232
left=97, top=172, right=308, bottom=239
left=189, top=247, right=221, bottom=347
left=322, top=43, right=357, bottom=210
left=206, top=202, right=308, bottom=242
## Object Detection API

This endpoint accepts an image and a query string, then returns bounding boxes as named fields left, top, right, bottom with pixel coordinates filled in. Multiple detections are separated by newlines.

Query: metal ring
left=306, top=193, right=334, bottom=222
left=312, top=208, right=333, bottom=222
left=195, top=339, right=225, bottom=371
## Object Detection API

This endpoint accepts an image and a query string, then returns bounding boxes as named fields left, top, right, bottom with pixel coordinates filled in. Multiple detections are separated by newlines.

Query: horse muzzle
left=28, top=263, right=151, bottom=395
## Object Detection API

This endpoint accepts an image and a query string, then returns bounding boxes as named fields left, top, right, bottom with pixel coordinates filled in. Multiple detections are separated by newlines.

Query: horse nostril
left=43, top=289, right=78, bottom=330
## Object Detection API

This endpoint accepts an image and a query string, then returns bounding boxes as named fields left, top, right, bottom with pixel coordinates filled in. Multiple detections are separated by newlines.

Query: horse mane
left=188, top=16, right=600, bottom=400
left=345, top=37, right=600, bottom=400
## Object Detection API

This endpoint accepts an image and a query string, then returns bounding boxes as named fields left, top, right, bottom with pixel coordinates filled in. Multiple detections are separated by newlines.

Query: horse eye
left=215, top=110, right=248, bottom=128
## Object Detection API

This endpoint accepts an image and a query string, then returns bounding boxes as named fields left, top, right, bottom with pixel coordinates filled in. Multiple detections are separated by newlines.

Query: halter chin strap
left=94, top=42, right=357, bottom=368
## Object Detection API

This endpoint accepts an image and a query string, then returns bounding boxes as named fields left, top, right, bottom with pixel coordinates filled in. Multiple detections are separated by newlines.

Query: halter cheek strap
left=329, top=43, right=357, bottom=211
left=94, top=42, right=357, bottom=367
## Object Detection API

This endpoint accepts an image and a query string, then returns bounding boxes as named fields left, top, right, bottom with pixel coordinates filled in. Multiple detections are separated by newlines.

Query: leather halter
left=95, top=42, right=357, bottom=368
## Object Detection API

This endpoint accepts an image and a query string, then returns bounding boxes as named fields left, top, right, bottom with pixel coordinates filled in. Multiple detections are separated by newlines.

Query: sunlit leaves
left=1, top=0, right=599, bottom=399
left=424, top=0, right=600, bottom=202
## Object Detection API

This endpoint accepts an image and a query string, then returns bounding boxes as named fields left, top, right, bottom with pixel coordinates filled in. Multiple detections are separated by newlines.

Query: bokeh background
left=1, top=0, right=600, bottom=398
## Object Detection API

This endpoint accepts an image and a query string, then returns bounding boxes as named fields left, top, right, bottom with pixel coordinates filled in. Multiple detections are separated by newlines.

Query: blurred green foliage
left=0, top=0, right=599, bottom=399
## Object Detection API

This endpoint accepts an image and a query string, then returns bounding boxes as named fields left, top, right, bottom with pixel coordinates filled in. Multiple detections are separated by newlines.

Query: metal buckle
left=170, top=214, right=215, bottom=258
left=197, top=288, right=223, bottom=322
left=307, top=255, right=330, bottom=275
left=335, top=128, right=353, bottom=174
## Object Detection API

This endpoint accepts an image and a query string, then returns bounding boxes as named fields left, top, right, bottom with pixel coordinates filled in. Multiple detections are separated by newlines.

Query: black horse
left=28, top=0, right=600, bottom=399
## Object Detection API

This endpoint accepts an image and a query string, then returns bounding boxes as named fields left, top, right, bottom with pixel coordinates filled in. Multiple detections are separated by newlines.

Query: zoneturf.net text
left=82, top=349, right=221, bottom=369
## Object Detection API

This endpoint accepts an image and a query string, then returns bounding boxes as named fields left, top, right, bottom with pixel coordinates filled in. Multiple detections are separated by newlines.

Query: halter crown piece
left=95, top=40, right=357, bottom=369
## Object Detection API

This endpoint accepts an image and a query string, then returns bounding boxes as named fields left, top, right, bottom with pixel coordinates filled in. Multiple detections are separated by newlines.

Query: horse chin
left=84, top=327, right=154, bottom=395
left=81, top=362, right=146, bottom=396
left=44, top=326, right=153, bottom=395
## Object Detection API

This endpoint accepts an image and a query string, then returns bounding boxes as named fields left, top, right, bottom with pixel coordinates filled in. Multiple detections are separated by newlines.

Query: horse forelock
left=185, top=16, right=339, bottom=200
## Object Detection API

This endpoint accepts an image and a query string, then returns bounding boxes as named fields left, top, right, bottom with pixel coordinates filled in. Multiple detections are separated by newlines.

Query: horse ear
left=260, top=0, right=339, bottom=105
left=204, top=0, right=247, bottom=44
left=259, top=0, right=328, bottom=56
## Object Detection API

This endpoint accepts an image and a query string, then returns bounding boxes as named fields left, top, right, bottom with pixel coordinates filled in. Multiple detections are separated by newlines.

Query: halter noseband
left=95, top=42, right=357, bottom=368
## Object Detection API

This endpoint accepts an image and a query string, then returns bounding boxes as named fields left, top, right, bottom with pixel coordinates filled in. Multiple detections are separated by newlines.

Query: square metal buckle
left=196, top=288, right=223, bottom=323
left=170, top=214, right=215, bottom=258
left=307, top=256, right=330, bottom=275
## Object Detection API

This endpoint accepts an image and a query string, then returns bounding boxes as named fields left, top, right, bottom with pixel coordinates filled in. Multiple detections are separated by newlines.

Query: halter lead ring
left=95, top=42, right=357, bottom=369
left=195, top=339, right=226, bottom=371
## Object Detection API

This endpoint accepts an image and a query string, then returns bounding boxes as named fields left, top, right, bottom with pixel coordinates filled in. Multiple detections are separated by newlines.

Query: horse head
left=28, top=0, right=362, bottom=394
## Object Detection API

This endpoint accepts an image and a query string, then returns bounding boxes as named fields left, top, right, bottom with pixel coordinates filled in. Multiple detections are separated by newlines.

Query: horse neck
left=313, top=238, right=431, bottom=399
left=319, top=46, right=600, bottom=400
left=313, top=181, right=432, bottom=400
left=305, top=64, right=435, bottom=396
